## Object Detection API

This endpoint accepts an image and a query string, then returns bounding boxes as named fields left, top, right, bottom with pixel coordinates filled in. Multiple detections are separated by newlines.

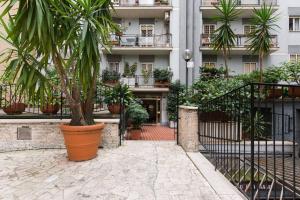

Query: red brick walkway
left=127, top=125, right=176, bottom=141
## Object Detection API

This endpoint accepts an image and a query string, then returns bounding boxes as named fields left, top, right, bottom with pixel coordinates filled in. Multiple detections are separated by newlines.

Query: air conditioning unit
left=164, top=11, right=170, bottom=21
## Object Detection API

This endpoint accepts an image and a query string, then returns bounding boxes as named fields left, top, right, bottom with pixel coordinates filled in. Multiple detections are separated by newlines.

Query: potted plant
left=102, top=69, right=121, bottom=85
left=126, top=102, right=149, bottom=140
left=142, top=68, right=152, bottom=85
left=1, top=87, right=26, bottom=115
left=3, top=101, right=26, bottom=115
left=104, top=84, right=133, bottom=114
left=263, top=67, right=285, bottom=99
left=283, top=62, right=300, bottom=97
left=123, top=62, right=137, bottom=87
left=153, top=68, right=172, bottom=87
left=0, top=1, right=119, bottom=161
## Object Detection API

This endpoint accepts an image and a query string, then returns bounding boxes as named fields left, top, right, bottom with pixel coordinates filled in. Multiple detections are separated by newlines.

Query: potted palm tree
left=0, top=0, right=119, bottom=161
left=211, top=0, right=240, bottom=78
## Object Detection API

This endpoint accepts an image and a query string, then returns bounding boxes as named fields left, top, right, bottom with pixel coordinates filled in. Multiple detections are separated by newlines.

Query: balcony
left=111, top=0, right=172, bottom=18
left=200, top=34, right=279, bottom=55
left=200, top=0, right=279, bottom=17
left=103, top=34, right=172, bottom=55
left=121, top=76, right=170, bottom=92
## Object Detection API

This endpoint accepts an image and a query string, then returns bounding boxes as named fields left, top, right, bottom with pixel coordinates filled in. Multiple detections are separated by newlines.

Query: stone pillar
left=178, top=106, right=199, bottom=152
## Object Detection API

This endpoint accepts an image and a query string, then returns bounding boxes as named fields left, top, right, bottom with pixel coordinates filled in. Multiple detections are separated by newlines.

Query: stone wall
left=178, top=106, right=199, bottom=152
left=0, top=119, right=120, bottom=152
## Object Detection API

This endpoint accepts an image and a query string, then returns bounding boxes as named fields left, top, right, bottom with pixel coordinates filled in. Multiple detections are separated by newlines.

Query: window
left=141, top=63, right=153, bottom=73
left=244, top=62, right=257, bottom=73
left=203, top=62, right=216, bottom=68
left=108, top=62, right=120, bottom=72
left=203, top=24, right=216, bottom=35
left=140, top=24, right=154, bottom=37
left=244, top=25, right=256, bottom=35
left=112, top=0, right=120, bottom=6
left=290, top=54, right=300, bottom=62
left=289, top=17, right=300, bottom=31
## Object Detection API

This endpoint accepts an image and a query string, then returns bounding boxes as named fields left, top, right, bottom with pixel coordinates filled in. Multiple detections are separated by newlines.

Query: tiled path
left=134, top=125, right=175, bottom=141
left=0, top=141, right=222, bottom=200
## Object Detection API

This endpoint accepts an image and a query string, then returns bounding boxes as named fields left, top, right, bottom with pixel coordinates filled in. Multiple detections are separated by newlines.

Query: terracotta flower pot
left=108, top=103, right=121, bottom=114
left=129, top=129, right=142, bottom=140
left=267, top=88, right=282, bottom=99
left=41, top=103, right=60, bottom=114
left=60, top=123, right=105, bottom=161
left=3, top=103, right=26, bottom=115
left=288, top=87, right=300, bottom=98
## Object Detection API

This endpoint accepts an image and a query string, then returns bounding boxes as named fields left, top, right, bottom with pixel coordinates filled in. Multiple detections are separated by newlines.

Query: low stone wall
left=178, top=106, right=199, bottom=152
left=0, top=119, right=120, bottom=153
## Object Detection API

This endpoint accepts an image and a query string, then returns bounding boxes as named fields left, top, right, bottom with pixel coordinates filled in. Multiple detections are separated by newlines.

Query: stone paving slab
left=0, top=141, right=221, bottom=200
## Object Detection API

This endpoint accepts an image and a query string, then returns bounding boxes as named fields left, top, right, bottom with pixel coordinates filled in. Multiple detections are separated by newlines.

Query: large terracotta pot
left=129, top=129, right=142, bottom=140
left=41, top=103, right=60, bottom=114
left=60, top=123, right=105, bottom=161
left=3, top=103, right=26, bottom=115
left=108, top=103, right=121, bottom=114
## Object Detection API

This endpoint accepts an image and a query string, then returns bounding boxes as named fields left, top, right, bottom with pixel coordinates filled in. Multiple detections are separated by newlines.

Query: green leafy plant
left=0, top=0, right=119, bottom=125
left=247, top=3, right=279, bottom=82
left=142, top=68, right=152, bottom=84
left=282, top=62, right=300, bottom=84
left=211, top=0, right=240, bottom=78
left=126, top=102, right=149, bottom=130
left=263, top=66, right=286, bottom=84
left=102, top=69, right=121, bottom=83
left=243, top=111, right=267, bottom=139
left=167, top=80, right=186, bottom=121
left=153, top=68, right=172, bottom=82
left=123, top=62, right=137, bottom=77
left=103, top=84, right=133, bottom=106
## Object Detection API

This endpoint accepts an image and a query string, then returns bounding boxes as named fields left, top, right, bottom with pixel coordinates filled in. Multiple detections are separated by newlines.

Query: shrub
left=167, top=80, right=186, bottom=121
left=153, top=68, right=173, bottom=82
left=102, top=69, right=120, bottom=82
left=126, top=102, right=149, bottom=129
left=104, top=84, right=133, bottom=106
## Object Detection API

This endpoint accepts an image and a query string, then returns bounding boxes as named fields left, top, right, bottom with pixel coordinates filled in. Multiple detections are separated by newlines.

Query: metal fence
left=198, top=83, right=300, bottom=200
left=0, top=83, right=114, bottom=119
left=201, top=0, right=278, bottom=7
left=112, top=0, right=171, bottom=6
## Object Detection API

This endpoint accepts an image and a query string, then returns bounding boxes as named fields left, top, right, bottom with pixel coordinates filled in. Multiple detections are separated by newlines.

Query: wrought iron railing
left=201, top=0, right=278, bottom=7
left=201, top=34, right=279, bottom=48
left=112, top=0, right=171, bottom=6
left=198, top=83, right=300, bottom=199
left=0, top=84, right=115, bottom=119
left=110, top=33, right=172, bottom=48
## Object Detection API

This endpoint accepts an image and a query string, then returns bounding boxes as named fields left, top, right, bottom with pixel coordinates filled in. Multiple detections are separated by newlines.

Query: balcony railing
left=112, top=0, right=171, bottom=7
left=121, top=76, right=169, bottom=88
left=110, top=34, right=172, bottom=48
left=201, top=34, right=278, bottom=48
left=201, top=0, right=277, bottom=7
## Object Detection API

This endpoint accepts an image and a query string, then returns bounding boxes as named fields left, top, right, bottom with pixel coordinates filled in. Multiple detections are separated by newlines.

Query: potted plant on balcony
left=264, top=67, right=285, bottom=99
left=0, top=0, right=119, bottom=161
left=126, top=102, right=149, bottom=140
left=104, top=84, right=133, bottom=114
left=123, top=62, right=137, bottom=87
left=102, top=69, right=121, bottom=85
left=153, top=68, right=172, bottom=87
left=283, top=62, right=300, bottom=97
left=142, top=68, right=152, bottom=85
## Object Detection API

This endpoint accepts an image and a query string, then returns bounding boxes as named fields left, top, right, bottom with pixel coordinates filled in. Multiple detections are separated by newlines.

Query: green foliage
left=243, top=111, right=268, bottom=139
left=167, top=80, right=186, bottom=121
left=282, top=62, right=300, bottom=84
left=212, top=0, right=240, bottom=77
left=103, top=84, right=133, bottom=106
left=263, top=66, right=286, bottom=83
left=200, top=66, right=226, bottom=80
left=247, top=3, right=279, bottom=82
left=153, top=68, right=173, bottom=82
left=102, top=69, right=120, bottom=82
left=142, top=68, right=152, bottom=84
left=123, top=62, right=137, bottom=77
left=126, top=102, right=149, bottom=129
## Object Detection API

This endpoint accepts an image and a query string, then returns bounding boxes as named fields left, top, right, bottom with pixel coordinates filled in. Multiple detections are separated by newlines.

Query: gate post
left=178, top=106, right=199, bottom=152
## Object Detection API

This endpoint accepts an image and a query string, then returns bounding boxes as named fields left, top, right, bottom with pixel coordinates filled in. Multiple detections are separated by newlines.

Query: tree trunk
left=223, top=48, right=229, bottom=78
left=52, top=49, right=86, bottom=126
left=259, top=53, right=264, bottom=83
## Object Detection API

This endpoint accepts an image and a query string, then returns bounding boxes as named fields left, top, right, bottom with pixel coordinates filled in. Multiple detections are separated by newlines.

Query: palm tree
left=0, top=0, right=119, bottom=125
left=211, top=0, right=240, bottom=78
left=247, top=3, right=279, bottom=83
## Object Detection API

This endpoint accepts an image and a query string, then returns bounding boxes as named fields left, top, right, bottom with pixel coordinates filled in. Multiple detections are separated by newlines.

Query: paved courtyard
left=0, top=141, right=224, bottom=200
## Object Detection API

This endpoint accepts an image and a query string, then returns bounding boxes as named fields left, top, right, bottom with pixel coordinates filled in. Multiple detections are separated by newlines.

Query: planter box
left=267, top=88, right=282, bottom=99
left=288, top=87, right=300, bottom=98
left=199, top=111, right=230, bottom=122
left=154, top=80, right=170, bottom=88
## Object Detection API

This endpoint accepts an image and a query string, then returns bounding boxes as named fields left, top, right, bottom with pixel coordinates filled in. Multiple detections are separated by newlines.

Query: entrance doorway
left=141, top=98, right=160, bottom=124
